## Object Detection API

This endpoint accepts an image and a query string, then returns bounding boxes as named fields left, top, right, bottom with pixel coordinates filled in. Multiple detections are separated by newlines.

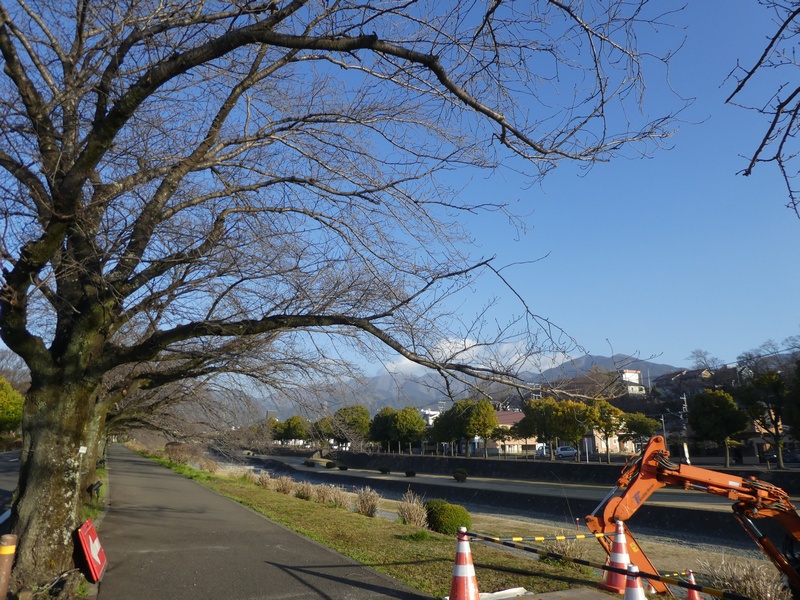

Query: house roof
left=496, top=411, right=524, bottom=427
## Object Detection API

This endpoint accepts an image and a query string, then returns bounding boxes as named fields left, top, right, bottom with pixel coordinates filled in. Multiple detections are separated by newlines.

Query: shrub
left=378, top=465, right=390, bottom=474
left=425, top=500, right=471, bottom=535
left=316, top=484, right=348, bottom=508
left=125, top=440, right=154, bottom=455
left=541, top=530, right=588, bottom=571
left=274, top=476, right=296, bottom=495
left=295, top=481, right=315, bottom=501
left=226, top=467, right=248, bottom=480
left=405, top=470, right=416, bottom=477
left=257, top=473, right=271, bottom=488
left=355, top=486, right=381, bottom=517
left=453, top=469, right=467, bottom=482
left=423, top=498, right=448, bottom=513
left=325, top=461, right=336, bottom=469
left=245, top=470, right=260, bottom=484
left=397, top=489, right=427, bottom=528
left=164, top=442, right=195, bottom=464
left=197, top=458, right=220, bottom=473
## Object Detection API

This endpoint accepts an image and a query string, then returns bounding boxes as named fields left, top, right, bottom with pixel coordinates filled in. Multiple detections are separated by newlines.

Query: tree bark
left=11, top=383, right=100, bottom=591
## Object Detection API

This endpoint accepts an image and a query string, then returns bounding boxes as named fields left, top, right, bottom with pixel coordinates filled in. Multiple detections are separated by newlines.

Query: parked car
left=763, top=450, right=800, bottom=463
left=556, top=446, right=577, bottom=459
left=783, top=450, right=800, bottom=463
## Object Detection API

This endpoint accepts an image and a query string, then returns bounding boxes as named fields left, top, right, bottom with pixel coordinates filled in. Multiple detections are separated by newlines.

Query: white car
left=556, top=446, right=577, bottom=459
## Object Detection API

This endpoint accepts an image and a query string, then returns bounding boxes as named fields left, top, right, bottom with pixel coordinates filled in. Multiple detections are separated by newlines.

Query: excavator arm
left=585, top=435, right=800, bottom=596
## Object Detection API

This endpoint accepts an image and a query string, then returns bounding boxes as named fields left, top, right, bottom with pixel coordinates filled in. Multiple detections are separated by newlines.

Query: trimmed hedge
left=424, top=499, right=471, bottom=535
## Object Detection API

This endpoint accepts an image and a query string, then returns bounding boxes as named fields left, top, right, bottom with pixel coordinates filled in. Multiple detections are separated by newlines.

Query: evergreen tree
left=689, top=390, right=748, bottom=468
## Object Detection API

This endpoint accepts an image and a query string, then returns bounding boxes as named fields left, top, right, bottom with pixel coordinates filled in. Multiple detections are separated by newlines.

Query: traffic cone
left=643, top=578, right=657, bottom=595
left=624, top=564, right=647, bottom=600
left=598, top=520, right=631, bottom=593
left=448, top=527, right=479, bottom=600
left=686, top=569, right=702, bottom=600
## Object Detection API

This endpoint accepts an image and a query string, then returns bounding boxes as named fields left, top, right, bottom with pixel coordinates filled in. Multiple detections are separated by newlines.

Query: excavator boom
left=586, top=435, right=800, bottom=596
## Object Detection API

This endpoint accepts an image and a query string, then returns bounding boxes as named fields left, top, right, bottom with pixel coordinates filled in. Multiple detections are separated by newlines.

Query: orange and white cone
left=624, top=564, right=647, bottom=600
left=643, top=578, right=657, bottom=595
left=448, top=527, right=479, bottom=600
left=599, top=520, right=631, bottom=593
left=686, top=569, right=702, bottom=600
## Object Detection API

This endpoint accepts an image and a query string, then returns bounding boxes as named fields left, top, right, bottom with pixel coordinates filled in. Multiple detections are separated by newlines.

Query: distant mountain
left=356, top=354, right=680, bottom=412
left=537, top=354, right=679, bottom=384
left=263, top=354, right=682, bottom=418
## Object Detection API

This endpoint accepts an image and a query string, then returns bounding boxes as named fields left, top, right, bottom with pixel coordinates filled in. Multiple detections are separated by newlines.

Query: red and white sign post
left=77, top=519, right=107, bottom=582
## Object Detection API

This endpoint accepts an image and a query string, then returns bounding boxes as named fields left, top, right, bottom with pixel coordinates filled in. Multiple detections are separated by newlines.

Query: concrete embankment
left=334, top=450, right=800, bottom=493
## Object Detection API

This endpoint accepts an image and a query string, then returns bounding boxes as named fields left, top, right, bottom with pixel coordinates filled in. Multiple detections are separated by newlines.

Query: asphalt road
left=98, top=445, right=433, bottom=600
left=0, top=452, right=19, bottom=517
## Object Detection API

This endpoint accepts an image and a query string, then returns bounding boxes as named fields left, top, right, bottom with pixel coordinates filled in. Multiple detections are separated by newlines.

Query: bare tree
left=687, top=348, right=723, bottom=371
left=725, top=0, right=800, bottom=218
left=0, top=0, right=683, bottom=592
left=0, top=348, right=29, bottom=392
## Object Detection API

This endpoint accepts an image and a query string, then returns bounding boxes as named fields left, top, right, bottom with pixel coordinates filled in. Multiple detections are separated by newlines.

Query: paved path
left=97, top=446, right=434, bottom=600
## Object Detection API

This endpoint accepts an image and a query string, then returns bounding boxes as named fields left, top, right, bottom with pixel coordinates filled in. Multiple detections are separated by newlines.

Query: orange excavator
left=585, top=435, right=800, bottom=596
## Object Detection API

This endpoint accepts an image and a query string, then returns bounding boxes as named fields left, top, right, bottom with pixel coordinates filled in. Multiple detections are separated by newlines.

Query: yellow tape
left=0, top=546, right=16, bottom=555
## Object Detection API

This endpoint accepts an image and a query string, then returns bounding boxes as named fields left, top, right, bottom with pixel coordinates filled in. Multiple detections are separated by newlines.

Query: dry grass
left=164, top=442, right=197, bottom=464
left=355, top=486, right=381, bottom=517
left=315, top=484, right=349, bottom=508
left=197, top=457, right=220, bottom=473
left=294, top=480, right=315, bottom=501
left=125, top=440, right=158, bottom=455
left=397, top=488, right=428, bottom=528
left=274, top=476, right=295, bottom=495
left=221, top=466, right=248, bottom=479
left=696, top=557, right=792, bottom=600
left=539, top=529, right=589, bottom=571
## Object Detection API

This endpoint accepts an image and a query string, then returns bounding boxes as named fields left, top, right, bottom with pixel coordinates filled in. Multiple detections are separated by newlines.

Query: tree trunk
left=11, top=383, right=101, bottom=592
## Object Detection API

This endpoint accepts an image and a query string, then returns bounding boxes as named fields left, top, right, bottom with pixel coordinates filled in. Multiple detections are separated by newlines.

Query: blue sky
left=397, top=2, right=800, bottom=373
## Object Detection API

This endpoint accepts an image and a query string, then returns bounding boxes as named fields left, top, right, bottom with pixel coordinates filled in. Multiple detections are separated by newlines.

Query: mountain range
left=534, top=354, right=679, bottom=385
left=276, top=354, right=681, bottom=416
